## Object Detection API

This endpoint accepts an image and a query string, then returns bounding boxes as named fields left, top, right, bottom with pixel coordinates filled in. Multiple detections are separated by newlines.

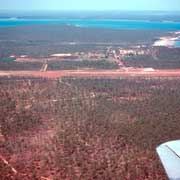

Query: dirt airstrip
left=0, top=69, right=180, bottom=79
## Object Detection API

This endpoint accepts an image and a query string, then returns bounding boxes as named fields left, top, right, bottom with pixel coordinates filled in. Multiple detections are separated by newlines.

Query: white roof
left=50, top=53, right=72, bottom=57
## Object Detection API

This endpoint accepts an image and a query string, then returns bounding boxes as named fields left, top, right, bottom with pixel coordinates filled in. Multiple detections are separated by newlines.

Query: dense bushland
left=0, top=76, right=180, bottom=179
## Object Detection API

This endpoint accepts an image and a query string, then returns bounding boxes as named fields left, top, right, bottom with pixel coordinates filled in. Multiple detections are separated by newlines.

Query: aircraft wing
left=157, top=140, right=180, bottom=180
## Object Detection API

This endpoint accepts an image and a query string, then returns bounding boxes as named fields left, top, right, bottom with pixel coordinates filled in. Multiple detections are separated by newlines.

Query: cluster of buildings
left=10, top=53, right=80, bottom=62
left=106, top=47, right=150, bottom=59
left=10, top=51, right=106, bottom=62
left=10, top=46, right=151, bottom=64
left=119, top=48, right=150, bottom=57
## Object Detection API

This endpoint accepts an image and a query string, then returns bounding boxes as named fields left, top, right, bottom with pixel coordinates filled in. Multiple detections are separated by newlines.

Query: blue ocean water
left=175, top=41, right=180, bottom=47
left=0, top=18, right=180, bottom=47
left=0, top=18, right=180, bottom=30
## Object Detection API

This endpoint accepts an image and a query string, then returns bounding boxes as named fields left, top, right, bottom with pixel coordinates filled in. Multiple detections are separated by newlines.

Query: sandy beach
left=153, top=31, right=180, bottom=47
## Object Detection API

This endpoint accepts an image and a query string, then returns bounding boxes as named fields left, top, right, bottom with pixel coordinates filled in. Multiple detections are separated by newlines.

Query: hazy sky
left=1, top=0, right=180, bottom=11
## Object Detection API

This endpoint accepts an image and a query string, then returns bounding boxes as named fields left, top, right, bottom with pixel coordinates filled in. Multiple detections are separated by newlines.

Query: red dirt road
left=1, top=69, right=180, bottom=78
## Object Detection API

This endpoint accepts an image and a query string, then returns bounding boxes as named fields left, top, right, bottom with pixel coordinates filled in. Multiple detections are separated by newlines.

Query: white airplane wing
left=157, top=140, right=180, bottom=180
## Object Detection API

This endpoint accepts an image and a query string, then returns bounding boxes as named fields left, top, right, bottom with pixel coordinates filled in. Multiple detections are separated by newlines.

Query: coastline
left=153, top=31, right=180, bottom=47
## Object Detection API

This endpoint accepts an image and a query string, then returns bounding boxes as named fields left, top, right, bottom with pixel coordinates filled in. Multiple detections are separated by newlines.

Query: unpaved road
left=1, top=69, right=180, bottom=79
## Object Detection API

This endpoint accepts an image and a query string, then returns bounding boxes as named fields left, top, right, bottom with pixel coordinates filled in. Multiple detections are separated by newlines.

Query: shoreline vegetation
left=0, top=25, right=166, bottom=57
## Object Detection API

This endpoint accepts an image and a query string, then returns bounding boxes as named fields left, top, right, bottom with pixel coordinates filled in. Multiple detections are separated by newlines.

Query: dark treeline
left=0, top=62, right=43, bottom=70
left=123, top=55, right=180, bottom=69
left=0, top=25, right=165, bottom=57
left=48, top=60, right=119, bottom=70
left=0, top=58, right=119, bottom=70
left=123, top=47, right=180, bottom=69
